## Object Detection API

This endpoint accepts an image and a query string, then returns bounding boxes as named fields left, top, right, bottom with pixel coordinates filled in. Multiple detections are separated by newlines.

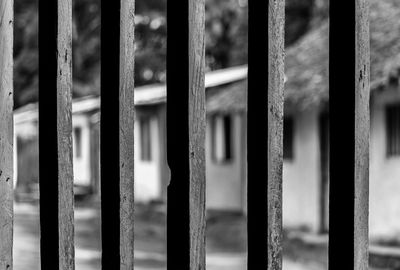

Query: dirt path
left=13, top=202, right=326, bottom=270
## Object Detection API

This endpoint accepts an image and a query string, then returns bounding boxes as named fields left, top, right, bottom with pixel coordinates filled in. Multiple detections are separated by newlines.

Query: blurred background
left=12, top=0, right=400, bottom=269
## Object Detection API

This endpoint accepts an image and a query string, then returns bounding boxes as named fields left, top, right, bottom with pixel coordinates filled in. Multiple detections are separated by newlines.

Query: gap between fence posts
left=100, top=0, right=121, bottom=268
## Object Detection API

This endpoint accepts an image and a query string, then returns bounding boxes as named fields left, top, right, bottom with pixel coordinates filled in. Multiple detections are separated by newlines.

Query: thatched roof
left=285, top=0, right=400, bottom=109
left=208, top=0, right=400, bottom=113
left=207, top=80, right=247, bottom=114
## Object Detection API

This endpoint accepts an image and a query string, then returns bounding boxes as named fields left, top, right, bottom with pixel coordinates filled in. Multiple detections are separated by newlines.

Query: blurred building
left=13, top=66, right=249, bottom=203
left=13, top=0, right=400, bottom=242
left=281, top=0, right=400, bottom=240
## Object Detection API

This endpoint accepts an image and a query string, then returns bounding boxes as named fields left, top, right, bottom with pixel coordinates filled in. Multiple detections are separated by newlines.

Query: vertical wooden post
left=101, top=0, right=135, bottom=269
left=0, top=0, right=14, bottom=269
left=354, top=1, right=370, bottom=267
left=248, top=0, right=285, bottom=269
left=329, top=0, right=370, bottom=269
left=166, top=0, right=206, bottom=268
left=38, top=0, right=75, bottom=269
left=120, top=0, right=135, bottom=269
left=57, top=1, right=75, bottom=269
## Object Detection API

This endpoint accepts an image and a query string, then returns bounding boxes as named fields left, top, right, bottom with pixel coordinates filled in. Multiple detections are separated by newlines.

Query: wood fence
left=0, top=0, right=370, bottom=269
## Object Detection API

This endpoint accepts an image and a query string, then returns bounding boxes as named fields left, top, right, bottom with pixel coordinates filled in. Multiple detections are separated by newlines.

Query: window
left=73, top=127, right=82, bottom=158
left=386, top=104, right=400, bottom=157
left=283, top=117, right=294, bottom=160
left=211, top=114, right=233, bottom=163
left=140, top=117, right=152, bottom=161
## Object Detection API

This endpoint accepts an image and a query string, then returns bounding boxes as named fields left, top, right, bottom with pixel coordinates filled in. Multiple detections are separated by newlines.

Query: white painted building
left=13, top=0, right=400, bottom=241
left=13, top=66, right=248, bottom=203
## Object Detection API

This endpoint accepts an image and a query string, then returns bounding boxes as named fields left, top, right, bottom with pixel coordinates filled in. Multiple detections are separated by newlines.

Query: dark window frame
left=283, top=116, right=294, bottom=160
left=386, top=103, right=400, bottom=157
left=73, top=127, right=82, bottom=158
left=211, top=114, right=233, bottom=164
left=139, top=116, right=152, bottom=161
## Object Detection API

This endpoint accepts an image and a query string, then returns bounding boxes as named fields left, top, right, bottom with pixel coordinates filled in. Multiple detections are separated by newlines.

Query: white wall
left=13, top=113, right=92, bottom=188
left=283, top=108, right=320, bottom=231
left=13, top=119, right=38, bottom=187
left=134, top=115, right=162, bottom=201
left=369, top=89, right=400, bottom=239
left=205, top=108, right=321, bottom=231
left=72, top=114, right=91, bottom=186
left=206, top=113, right=245, bottom=211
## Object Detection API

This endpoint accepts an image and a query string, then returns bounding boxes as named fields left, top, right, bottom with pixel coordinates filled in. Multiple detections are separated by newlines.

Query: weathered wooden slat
left=0, top=0, right=14, bottom=269
left=38, top=0, right=75, bottom=269
left=247, top=0, right=285, bottom=269
left=354, top=1, right=370, bottom=268
left=188, top=0, right=206, bottom=268
left=267, top=1, right=285, bottom=269
left=100, top=0, right=121, bottom=268
left=166, top=0, right=206, bottom=268
left=120, top=0, right=135, bottom=269
left=57, top=0, right=75, bottom=269
left=329, top=0, right=370, bottom=269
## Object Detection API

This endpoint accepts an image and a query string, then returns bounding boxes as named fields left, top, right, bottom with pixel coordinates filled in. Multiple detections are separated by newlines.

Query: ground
left=12, top=201, right=390, bottom=270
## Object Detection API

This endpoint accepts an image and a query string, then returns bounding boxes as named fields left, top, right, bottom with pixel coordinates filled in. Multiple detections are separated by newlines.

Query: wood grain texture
left=354, top=0, right=370, bottom=269
left=119, top=0, right=135, bottom=269
left=188, top=0, right=206, bottom=268
left=0, top=0, right=14, bottom=269
left=57, top=0, right=75, bottom=269
left=268, top=0, right=285, bottom=269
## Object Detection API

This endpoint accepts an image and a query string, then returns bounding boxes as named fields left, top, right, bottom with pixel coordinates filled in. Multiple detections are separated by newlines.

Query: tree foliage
left=13, top=0, right=319, bottom=108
